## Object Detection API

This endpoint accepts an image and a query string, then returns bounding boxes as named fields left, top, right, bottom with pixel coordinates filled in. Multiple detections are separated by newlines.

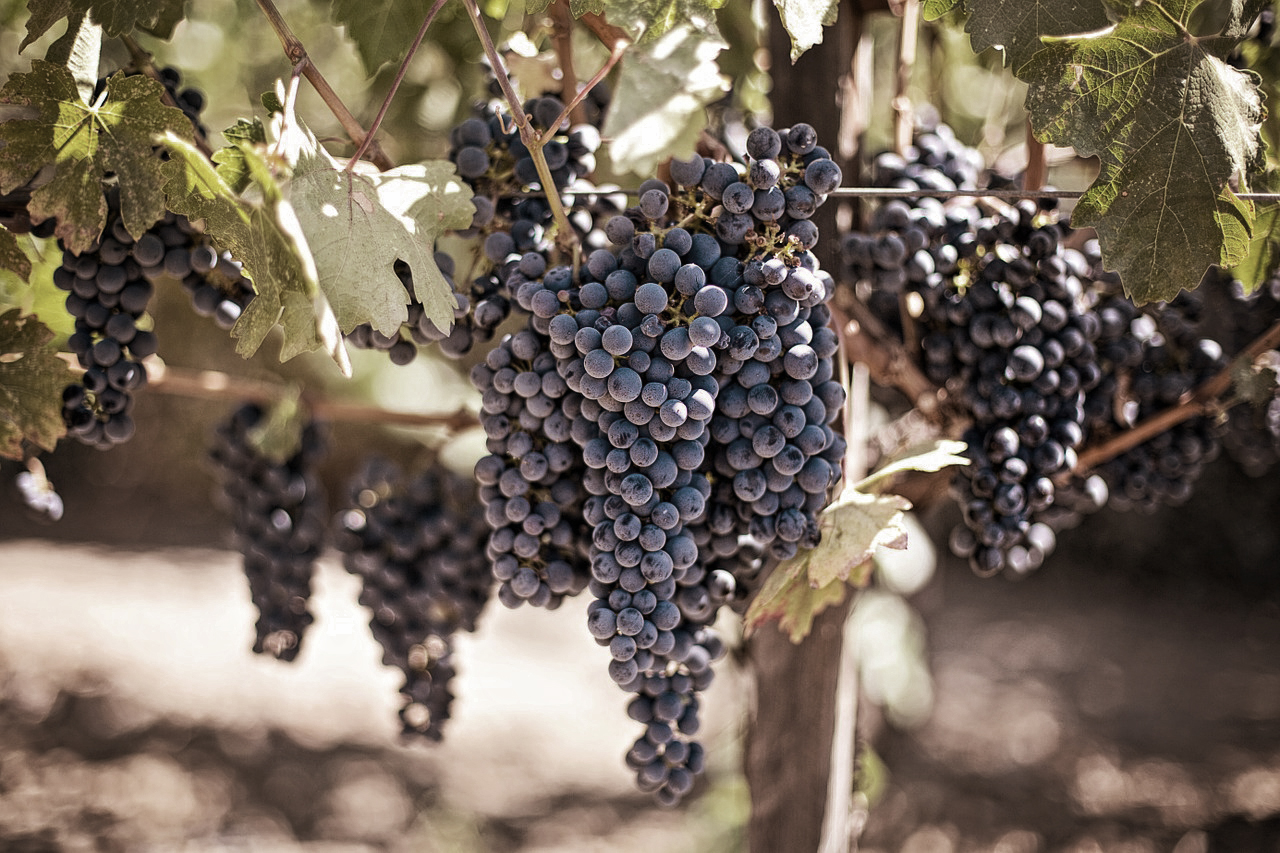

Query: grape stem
left=347, top=0, right=449, bottom=171
left=1073, top=317, right=1280, bottom=473
left=460, top=0, right=578, bottom=257
left=254, top=0, right=394, bottom=171
left=141, top=360, right=478, bottom=430
left=539, top=37, right=628, bottom=148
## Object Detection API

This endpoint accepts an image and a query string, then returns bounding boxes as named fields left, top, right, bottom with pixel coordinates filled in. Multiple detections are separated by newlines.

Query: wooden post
left=745, top=3, right=871, bottom=851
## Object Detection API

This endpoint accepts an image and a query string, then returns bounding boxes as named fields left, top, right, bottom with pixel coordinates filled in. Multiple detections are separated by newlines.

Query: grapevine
left=1, top=0, right=1279, bottom=848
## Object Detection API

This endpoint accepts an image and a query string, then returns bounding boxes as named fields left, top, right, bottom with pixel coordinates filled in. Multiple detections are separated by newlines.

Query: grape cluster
left=179, top=245, right=256, bottom=332
left=56, top=192, right=163, bottom=449
left=471, top=326, right=593, bottom=610
left=208, top=403, right=328, bottom=662
left=469, top=123, right=846, bottom=804
left=333, top=458, right=493, bottom=739
left=841, top=120, right=1280, bottom=575
left=1083, top=284, right=1227, bottom=512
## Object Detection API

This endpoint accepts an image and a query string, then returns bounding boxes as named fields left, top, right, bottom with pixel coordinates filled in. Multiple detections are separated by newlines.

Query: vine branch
left=254, top=0, right=394, bottom=171
left=1074, top=318, right=1280, bottom=473
left=892, top=0, right=920, bottom=157
left=143, top=361, right=477, bottom=430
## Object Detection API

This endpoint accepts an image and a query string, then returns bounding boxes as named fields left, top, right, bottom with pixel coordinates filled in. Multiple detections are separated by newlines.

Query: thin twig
left=1074, top=318, right=1280, bottom=472
left=540, top=38, right=628, bottom=147
left=254, top=0, right=394, bottom=171
left=347, top=0, right=448, bottom=170
left=120, top=34, right=214, bottom=158
left=145, top=360, right=478, bottom=430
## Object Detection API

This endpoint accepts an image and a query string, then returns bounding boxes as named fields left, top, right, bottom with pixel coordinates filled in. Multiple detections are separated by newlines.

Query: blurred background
left=4, top=0, right=1280, bottom=850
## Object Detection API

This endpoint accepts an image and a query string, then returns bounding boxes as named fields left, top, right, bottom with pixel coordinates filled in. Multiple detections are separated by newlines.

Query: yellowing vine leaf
left=745, top=563, right=847, bottom=644
left=289, top=143, right=473, bottom=336
left=1019, top=0, right=1267, bottom=303
left=0, top=309, right=76, bottom=458
left=160, top=133, right=350, bottom=375
left=0, top=62, right=193, bottom=254
left=23, top=0, right=185, bottom=50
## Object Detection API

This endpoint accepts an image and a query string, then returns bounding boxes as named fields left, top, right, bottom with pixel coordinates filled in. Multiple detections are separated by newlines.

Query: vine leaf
left=603, top=23, right=728, bottom=175
left=160, top=133, right=351, bottom=375
left=1231, top=352, right=1280, bottom=406
left=23, top=0, right=185, bottom=48
left=1232, top=170, right=1280, bottom=293
left=745, top=564, right=847, bottom=644
left=1020, top=0, right=1267, bottom=303
left=0, top=308, right=75, bottom=459
left=772, top=0, right=840, bottom=62
left=744, top=439, right=969, bottom=642
left=921, top=0, right=959, bottom=17
left=0, top=62, right=193, bottom=254
left=329, top=0, right=439, bottom=76
left=744, top=489, right=910, bottom=642
left=289, top=141, right=473, bottom=336
left=0, top=225, right=32, bottom=282
left=945, top=0, right=1112, bottom=72
left=213, top=118, right=270, bottom=194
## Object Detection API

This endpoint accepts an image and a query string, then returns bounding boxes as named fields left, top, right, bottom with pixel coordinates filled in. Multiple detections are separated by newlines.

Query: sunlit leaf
left=0, top=62, right=192, bottom=253
left=772, top=0, right=839, bottom=62
left=0, top=308, right=75, bottom=458
left=1020, top=0, right=1267, bottom=303
left=603, top=23, right=728, bottom=175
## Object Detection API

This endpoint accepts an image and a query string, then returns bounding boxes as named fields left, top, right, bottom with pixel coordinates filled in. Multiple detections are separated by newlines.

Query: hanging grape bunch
left=208, top=403, right=328, bottom=662
left=334, top=458, right=494, bottom=739
left=469, top=122, right=847, bottom=804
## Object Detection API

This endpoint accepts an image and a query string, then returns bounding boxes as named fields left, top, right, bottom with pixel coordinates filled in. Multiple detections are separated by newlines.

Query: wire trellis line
left=498, top=187, right=1280, bottom=203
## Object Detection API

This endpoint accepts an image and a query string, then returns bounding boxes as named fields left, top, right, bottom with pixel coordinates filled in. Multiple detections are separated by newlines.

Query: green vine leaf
left=855, top=438, right=970, bottom=491
left=0, top=308, right=76, bottom=459
left=23, top=0, right=185, bottom=49
left=1021, top=0, right=1268, bottom=303
left=329, top=0, right=440, bottom=76
left=212, top=118, right=270, bottom=195
left=921, top=0, right=959, bottom=18
left=603, top=23, right=728, bottom=175
left=952, top=0, right=1112, bottom=72
left=744, top=487, right=912, bottom=642
left=772, top=0, right=840, bottom=62
left=1232, top=169, right=1280, bottom=293
left=0, top=225, right=32, bottom=283
left=0, top=62, right=193, bottom=254
left=160, top=133, right=351, bottom=375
